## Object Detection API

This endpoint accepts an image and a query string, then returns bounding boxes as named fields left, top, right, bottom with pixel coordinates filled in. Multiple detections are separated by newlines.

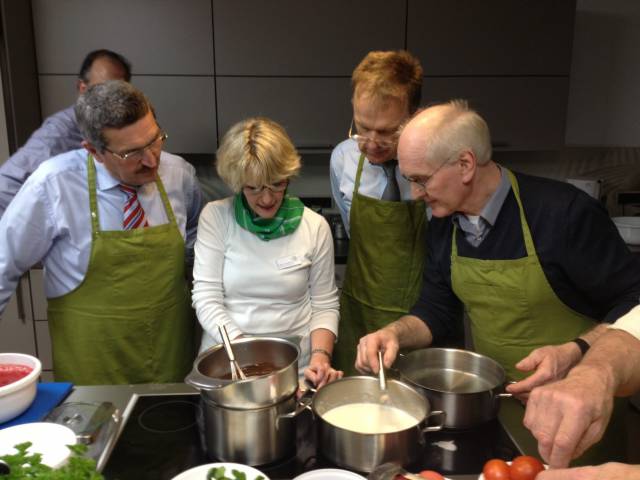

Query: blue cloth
left=0, top=148, right=203, bottom=313
left=0, top=106, right=82, bottom=217
left=0, top=382, right=72, bottom=429
left=329, top=138, right=415, bottom=235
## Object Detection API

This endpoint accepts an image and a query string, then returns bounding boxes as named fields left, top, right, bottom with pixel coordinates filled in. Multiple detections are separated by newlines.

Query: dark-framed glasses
left=348, top=119, right=398, bottom=149
left=243, top=179, right=289, bottom=195
left=106, top=131, right=168, bottom=162
left=402, top=157, right=452, bottom=192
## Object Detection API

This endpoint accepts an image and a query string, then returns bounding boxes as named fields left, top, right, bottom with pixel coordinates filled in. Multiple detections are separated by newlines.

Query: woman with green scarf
left=192, top=117, right=343, bottom=388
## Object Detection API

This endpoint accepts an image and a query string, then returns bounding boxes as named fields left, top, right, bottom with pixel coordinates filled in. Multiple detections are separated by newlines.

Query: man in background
left=0, top=49, right=131, bottom=216
left=330, top=50, right=427, bottom=374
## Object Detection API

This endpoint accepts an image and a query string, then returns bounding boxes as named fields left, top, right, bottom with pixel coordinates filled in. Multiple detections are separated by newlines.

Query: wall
left=565, top=0, right=640, bottom=147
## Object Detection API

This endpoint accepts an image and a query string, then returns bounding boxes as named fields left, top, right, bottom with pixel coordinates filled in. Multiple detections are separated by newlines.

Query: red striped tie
left=119, top=184, right=149, bottom=230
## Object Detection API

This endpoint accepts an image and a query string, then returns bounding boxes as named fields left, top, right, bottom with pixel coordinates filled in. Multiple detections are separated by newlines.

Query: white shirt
left=192, top=197, right=340, bottom=368
left=609, top=304, right=640, bottom=340
left=330, top=138, right=414, bottom=235
left=0, top=148, right=203, bottom=313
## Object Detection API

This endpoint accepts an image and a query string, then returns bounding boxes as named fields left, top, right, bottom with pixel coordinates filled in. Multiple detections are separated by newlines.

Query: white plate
left=478, top=460, right=548, bottom=479
left=0, top=422, right=77, bottom=468
left=293, top=469, right=367, bottom=480
left=171, top=462, right=269, bottom=480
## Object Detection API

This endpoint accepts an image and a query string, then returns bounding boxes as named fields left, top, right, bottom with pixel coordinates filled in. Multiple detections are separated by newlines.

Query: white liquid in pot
left=322, top=402, right=419, bottom=434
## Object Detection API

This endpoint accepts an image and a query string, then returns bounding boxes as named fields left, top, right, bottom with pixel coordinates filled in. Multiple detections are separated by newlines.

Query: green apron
left=47, top=155, right=194, bottom=385
left=451, top=168, right=626, bottom=465
left=334, top=153, right=427, bottom=374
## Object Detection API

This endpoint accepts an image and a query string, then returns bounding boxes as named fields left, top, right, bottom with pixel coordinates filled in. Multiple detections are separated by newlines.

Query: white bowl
left=293, top=469, right=367, bottom=479
left=612, top=216, right=640, bottom=245
left=0, top=352, right=42, bottom=423
left=171, top=462, right=269, bottom=480
left=0, top=422, right=77, bottom=468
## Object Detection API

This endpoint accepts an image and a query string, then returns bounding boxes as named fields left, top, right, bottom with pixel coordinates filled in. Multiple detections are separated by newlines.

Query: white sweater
left=192, top=197, right=340, bottom=368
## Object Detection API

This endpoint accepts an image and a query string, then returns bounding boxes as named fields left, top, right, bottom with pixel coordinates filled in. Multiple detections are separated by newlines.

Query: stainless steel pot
left=394, top=348, right=512, bottom=429
left=185, top=336, right=299, bottom=409
left=200, top=392, right=309, bottom=466
left=312, top=376, right=445, bottom=472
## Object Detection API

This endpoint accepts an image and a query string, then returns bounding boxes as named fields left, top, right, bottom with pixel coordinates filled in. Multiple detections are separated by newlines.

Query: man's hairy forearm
left=386, top=315, right=433, bottom=349
left=570, top=329, right=640, bottom=397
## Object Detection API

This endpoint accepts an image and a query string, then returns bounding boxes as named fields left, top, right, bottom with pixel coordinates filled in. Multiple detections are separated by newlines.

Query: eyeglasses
left=243, top=180, right=289, bottom=195
left=105, top=131, right=168, bottom=162
left=402, top=157, right=452, bottom=192
left=348, top=119, right=398, bottom=149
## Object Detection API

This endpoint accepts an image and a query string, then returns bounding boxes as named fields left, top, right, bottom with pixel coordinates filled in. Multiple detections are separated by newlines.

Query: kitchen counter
left=66, top=383, right=541, bottom=480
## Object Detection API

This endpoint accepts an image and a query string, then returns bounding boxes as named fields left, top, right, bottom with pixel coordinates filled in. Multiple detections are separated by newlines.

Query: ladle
left=218, top=324, right=246, bottom=380
left=377, top=350, right=387, bottom=391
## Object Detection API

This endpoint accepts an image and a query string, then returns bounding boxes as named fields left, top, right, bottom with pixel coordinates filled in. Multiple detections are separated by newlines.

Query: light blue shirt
left=329, top=138, right=414, bottom=235
left=0, top=148, right=203, bottom=314
left=0, top=106, right=82, bottom=217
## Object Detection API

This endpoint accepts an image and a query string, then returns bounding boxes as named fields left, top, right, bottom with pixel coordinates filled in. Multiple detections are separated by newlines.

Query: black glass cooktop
left=102, top=393, right=521, bottom=479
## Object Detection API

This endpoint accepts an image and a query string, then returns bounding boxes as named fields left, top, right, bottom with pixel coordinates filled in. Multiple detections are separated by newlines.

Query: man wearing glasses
left=355, top=100, right=640, bottom=466
left=0, top=80, right=203, bottom=385
left=330, top=50, right=426, bottom=373
left=0, top=49, right=132, bottom=218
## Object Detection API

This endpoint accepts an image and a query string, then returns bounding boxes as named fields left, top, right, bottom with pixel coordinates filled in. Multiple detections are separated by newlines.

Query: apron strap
left=353, top=152, right=366, bottom=195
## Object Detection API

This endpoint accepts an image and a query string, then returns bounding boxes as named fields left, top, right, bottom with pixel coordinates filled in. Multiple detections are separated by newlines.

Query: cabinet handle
left=16, top=281, right=25, bottom=322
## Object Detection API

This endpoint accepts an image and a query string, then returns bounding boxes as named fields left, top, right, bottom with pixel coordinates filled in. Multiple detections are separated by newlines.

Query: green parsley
left=206, top=466, right=265, bottom=480
left=0, top=442, right=103, bottom=479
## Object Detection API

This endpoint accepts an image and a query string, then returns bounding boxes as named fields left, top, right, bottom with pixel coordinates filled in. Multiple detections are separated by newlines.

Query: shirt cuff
left=608, top=305, right=640, bottom=341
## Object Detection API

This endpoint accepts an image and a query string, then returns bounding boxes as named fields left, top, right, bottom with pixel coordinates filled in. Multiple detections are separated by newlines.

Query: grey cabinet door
left=422, top=77, right=570, bottom=150
left=407, top=0, right=576, bottom=76
left=217, top=77, right=352, bottom=150
left=213, top=0, right=406, bottom=76
left=0, top=276, right=36, bottom=356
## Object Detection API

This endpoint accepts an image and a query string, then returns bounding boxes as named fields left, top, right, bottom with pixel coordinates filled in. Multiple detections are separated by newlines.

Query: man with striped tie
left=0, top=80, right=203, bottom=385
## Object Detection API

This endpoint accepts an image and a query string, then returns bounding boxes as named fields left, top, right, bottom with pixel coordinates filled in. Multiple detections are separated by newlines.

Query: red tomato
left=419, top=470, right=445, bottom=480
left=509, top=456, right=545, bottom=480
left=482, top=458, right=511, bottom=480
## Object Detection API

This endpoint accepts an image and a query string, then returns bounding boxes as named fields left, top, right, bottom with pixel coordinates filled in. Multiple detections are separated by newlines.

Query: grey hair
left=75, top=80, right=152, bottom=151
left=424, top=99, right=492, bottom=166
left=401, top=99, right=492, bottom=167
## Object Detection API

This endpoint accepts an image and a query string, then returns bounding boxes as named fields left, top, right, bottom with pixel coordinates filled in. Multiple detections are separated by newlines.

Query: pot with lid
left=394, top=348, right=512, bottom=429
left=185, top=336, right=299, bottom=409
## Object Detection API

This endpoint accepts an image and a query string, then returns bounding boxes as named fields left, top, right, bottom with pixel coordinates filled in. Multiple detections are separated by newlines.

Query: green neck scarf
left=234, top=193, right=304, bottom=241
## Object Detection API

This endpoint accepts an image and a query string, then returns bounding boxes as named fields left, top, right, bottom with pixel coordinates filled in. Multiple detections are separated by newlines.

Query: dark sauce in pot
left=220, top=361, right=278, bottom=380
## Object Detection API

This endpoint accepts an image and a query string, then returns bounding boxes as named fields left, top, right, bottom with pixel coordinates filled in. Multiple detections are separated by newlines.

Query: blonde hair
left=216, top=117, right=301, bottom=192
left=421, top=99, right=493, bottom=166
left=352, top=50, right=423, bottom=112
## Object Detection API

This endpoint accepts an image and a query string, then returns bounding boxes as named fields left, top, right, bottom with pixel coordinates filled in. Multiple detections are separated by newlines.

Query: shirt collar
left=478, top=165, right=511, bottom=227
left=93, top=157, right=121, bottom=192
left=452, top=165, right=511, bottom=227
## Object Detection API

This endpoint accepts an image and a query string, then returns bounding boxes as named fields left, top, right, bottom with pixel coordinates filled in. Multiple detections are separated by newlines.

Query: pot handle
left=495, top=381, right=516, bottom=400
left=277, top=395, right=313, bottom=422
left=184, top=370, right=227, bottom=391
left=420, top=410, right=446, bottom=433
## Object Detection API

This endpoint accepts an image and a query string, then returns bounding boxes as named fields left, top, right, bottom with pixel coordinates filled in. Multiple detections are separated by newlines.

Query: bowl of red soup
left=0, top=353, right=41, bottom=423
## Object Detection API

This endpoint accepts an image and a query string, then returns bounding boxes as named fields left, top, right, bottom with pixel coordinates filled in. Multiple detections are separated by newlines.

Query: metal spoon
left=218, top=324, right=246, bottom=380
left=377, top=350, right=387, bottom=391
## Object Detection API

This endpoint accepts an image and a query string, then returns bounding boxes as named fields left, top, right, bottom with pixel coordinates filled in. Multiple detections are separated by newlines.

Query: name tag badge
left=276, top=255, right=300, bottom=270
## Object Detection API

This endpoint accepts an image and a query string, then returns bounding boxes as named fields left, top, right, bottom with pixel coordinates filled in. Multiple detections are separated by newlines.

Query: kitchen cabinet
left=0, top=269, right=54, bottom=380
left=213, top=0, right=405, bottom=76
left=422, top=77, right=570, bottom=150
left=407, top=0, right=575, bottom=76
left=216, top=77, right=352, bottom=151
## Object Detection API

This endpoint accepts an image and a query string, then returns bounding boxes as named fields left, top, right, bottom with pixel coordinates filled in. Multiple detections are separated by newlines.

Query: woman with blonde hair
left=192, top=117, right=342, bottom=387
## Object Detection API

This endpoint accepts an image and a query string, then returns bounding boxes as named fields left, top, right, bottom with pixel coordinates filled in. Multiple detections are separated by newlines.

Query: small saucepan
left=311, top=376, right=445, bottom=472
left=394, top=348, right=512, bottom=429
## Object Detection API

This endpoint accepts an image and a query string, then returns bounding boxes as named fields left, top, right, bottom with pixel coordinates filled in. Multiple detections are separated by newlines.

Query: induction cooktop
left=101, top=393, right=521, bottom=480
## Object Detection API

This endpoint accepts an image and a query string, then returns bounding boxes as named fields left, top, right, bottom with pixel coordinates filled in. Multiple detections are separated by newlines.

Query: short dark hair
left=78, top=49, right=132, bottom=83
